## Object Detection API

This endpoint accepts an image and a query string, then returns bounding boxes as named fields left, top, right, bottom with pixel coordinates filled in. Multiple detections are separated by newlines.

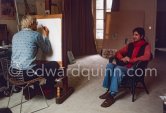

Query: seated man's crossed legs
left=99, top=63, right=127, bottom=107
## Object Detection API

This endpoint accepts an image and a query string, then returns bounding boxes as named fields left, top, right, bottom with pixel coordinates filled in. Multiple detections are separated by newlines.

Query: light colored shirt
left=11, top=28, right=51, bottom=70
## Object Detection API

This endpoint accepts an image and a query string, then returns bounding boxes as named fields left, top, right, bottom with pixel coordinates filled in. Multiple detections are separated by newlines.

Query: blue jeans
left=103, top=63, right=128, bottom=96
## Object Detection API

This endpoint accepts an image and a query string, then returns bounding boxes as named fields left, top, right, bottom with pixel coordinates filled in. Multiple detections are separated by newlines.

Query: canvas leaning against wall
left=0, top=0, right=16, bottom=19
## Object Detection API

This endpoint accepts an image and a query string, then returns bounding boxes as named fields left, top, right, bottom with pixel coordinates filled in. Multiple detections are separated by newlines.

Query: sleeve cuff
left=43, top=36, right=49, bottom=39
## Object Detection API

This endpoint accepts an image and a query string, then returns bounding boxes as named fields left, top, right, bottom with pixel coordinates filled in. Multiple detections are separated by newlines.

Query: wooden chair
left=122, top=60, right=149, bottom=102
left=109, top=56, right=152, bottom=102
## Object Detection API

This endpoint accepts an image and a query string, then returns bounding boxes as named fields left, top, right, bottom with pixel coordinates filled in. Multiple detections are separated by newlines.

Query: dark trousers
left=11, top=61, right=60, bottom=88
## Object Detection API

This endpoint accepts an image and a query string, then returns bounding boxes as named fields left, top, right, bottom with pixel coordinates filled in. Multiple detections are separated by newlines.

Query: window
left=95, top=0, right=113, bottom=39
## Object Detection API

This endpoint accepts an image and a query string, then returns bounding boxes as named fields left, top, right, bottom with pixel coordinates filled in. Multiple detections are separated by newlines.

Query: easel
left=55, top=68, right=74, bottom=104
left=14, top=0, right=35, bottom=31
left=14, top=0, right=20, bottom=31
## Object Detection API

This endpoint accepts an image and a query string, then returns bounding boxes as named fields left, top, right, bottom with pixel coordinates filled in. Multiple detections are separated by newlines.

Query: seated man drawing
left=99, top=27, right=151, bottom=107
left=10, top=15, right=60, bottom=99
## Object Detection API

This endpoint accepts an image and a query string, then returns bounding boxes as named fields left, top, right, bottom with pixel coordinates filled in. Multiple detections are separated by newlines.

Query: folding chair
left=1, top=58, right=49, bottom=113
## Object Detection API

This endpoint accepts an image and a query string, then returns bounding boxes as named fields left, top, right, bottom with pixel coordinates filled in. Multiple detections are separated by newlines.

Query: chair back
left=0, top=58, right=25, bottom=85
left=0, top=57, right=10, bottom=80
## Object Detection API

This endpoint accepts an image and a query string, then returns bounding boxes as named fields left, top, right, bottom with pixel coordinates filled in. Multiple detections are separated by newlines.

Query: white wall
left=120, top=0, right=157, bottom=55
left=104, top=11, right=145, bottom=50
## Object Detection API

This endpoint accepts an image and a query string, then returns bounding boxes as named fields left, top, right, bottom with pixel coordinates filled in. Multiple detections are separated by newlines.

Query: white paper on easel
left=36, top=18, right=62, bottom=62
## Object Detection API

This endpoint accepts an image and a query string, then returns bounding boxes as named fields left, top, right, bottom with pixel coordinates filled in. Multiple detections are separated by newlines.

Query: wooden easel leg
left=56, top=76, right=74, bottom=104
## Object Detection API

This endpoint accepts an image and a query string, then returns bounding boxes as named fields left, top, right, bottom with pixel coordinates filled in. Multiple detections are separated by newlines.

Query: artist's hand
left=42, top=26, right=49, bottom=37
left=121, top=56, right=130, bottom=63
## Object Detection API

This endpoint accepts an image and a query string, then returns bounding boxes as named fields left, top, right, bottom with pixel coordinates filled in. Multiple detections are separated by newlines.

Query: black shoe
left=41, top=85, right=55, bottom=99
left=0, top=108, right=12, bottom=113
left=44, top=88, right=55, bottom=99
left=99, top=91, right=110, bottom=99
left=101, top=95, right=115, bottom=107
left=12, top=87, right=21, bottom=93
left=23, top=87, right=36, bottom=100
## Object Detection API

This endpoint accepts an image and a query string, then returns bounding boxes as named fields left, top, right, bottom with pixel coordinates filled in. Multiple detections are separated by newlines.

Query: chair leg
left=131, top=79, right=136, bottom=102
left=7, top=85, right=15, bottom=107
left=20, top=87, right=24, bottom=113
left=39, top=85, right=49, bottom=107
left=27, top=86, right=30, bottom=100
left=142, top=80, right=149, bottom=94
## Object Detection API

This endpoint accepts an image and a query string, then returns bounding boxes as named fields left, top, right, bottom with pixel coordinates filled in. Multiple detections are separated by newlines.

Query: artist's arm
left=37, top=26, right=51, bottom=53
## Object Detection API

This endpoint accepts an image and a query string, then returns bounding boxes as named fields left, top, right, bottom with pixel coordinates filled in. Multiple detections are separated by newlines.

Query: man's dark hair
left=133, top=27, right=145, bottom=39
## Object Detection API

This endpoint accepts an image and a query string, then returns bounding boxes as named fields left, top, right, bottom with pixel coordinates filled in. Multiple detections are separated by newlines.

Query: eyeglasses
left=33, top=21, right=38, bottom=25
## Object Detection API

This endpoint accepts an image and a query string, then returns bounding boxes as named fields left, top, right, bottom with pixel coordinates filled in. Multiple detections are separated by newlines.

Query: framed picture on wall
left=51, top=0, right=64, bottom=14
left=0, top=0, right=16, bottom=19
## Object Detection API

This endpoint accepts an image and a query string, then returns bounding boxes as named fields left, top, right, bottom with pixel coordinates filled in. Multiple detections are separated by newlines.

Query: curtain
left=62, top=0, right=97, bottom=67
left=111, top=0, right=120, bottom=12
